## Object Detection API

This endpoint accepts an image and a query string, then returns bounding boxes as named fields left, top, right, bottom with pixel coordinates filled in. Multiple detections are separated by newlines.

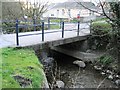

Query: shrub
left=91, top=20, right=112, bottom=35
left=89, top=19, right=112, bottom=50
left=99, top=55, right=113, bottom=65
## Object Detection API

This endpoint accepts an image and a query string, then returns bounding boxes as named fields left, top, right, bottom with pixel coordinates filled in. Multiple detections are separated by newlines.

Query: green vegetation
left=20, top=21, right=32, bottom=25
left=50, top=19, right=60, bottom=23
left=2, top=48, right=44, bottom=88
left=91, top=19, right=112, bottom=35
left=92, top=18, right=108, bottom=22
left=89, top=19, right=112, bottom=50
left=98, top=55, right=113, bottom=65
left=50, top=24, right=60, bottom=29
left=70, top=18, right=79, bottom=23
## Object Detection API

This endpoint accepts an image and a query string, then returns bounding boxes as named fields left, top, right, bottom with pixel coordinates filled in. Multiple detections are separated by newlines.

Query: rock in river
left=42, top=57, right=54, bottom=71
left=73, top=60, right=86, bottom=68
left=56, top=80, right=65, bottom=88
left=115, top=79, right=120, bottom=86
left=108, top=75, right=113, bottom=80
left=94, top=66, right=102, bottom=71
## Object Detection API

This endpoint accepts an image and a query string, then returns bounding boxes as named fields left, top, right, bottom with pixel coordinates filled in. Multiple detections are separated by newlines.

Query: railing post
left=42, top=22, right=44, bottom=41
left=62, top=22, right=64, bottom=38
left=16, top=19, right=19, bottom=46
left=33, top=18, right=36, bottom=31
left=77, top=21, right=80, bottom=36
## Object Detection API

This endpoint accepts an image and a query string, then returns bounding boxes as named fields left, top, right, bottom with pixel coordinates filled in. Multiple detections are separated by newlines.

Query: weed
left=99, top=55, right=113, bottom=65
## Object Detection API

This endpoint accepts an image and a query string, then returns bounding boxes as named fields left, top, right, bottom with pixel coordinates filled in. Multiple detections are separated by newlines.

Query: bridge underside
left=51, top=46, right=102, bottom=63
left=30, top=35, right=90, bottom=61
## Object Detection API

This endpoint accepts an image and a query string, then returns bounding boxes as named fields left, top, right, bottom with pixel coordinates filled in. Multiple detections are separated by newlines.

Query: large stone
left=56, top=80, right=65, bottom=88
left=101, top=72, right=106, bottom=75
left=94, top=66, right=102, bottom=71
left=106, top=70, right=113, bottom=74
left=42, top=57, right=54, bottom=70
left=86, top=49, right=92, bottom=53
left=115, top=79, right=120, bottom=86
left=108, top=75, right=113, bottom=80
left=73, top=60, right=86, bottom=68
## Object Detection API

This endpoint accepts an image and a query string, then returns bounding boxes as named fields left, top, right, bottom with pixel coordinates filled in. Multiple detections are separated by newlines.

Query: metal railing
left=15, top=19, right=81, bottom=46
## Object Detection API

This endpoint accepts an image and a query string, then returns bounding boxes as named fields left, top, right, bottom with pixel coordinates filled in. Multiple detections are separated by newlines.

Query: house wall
left=43, top=8, right=92, bottom=18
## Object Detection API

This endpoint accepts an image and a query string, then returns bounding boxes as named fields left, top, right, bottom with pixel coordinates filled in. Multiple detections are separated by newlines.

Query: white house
left=43, top=1, right=99, bottom=19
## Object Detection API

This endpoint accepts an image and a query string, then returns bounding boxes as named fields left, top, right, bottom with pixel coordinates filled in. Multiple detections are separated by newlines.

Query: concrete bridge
left=1, top=22, right=100, bottom=62
left=0, top=23, right=90, bottom=48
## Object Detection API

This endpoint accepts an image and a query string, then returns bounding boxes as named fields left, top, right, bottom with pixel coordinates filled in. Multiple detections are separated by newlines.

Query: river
left=49, top=50, right=118, bottom=89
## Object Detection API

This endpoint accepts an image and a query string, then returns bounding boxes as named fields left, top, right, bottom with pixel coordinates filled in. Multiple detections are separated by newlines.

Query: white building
left=43, top=1, right=99, bottom=19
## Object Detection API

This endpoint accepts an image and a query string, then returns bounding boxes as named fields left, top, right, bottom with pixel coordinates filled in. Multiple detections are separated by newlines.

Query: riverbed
left=51, top=51, right=118, bottom=88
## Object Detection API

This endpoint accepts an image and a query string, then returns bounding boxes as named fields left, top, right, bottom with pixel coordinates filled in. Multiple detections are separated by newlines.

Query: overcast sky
left=49, top=0, right=96, bottom=3
left=27, top=0, right=96, bottom=4
left=26, top=0, right=120, bottom=4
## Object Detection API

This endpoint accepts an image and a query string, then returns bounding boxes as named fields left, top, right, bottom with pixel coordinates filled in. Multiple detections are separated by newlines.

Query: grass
left=1, top=48, right=44, bottom=88
left=92, top=18, right=108, bottom=22
left=50, top=24, right=60, bottom=29
left=50, top=19, right=61, bottom=23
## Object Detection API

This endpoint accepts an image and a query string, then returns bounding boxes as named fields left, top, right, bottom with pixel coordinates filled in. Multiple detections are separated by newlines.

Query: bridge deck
left=0, top=25, right=90, bottom=48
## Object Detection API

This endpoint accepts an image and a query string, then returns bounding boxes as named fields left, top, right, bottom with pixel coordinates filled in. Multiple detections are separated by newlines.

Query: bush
left=91, top=20, right=112, bottom=35
left=99, top=55, right=113, bottom=65
left=2, top=22, right=16, bottom=34
left=89, top=19, right=112, bottom=50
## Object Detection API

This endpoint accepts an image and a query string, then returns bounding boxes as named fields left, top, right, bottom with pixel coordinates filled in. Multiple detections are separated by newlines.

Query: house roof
left=51, top=1, right=99, bottom=10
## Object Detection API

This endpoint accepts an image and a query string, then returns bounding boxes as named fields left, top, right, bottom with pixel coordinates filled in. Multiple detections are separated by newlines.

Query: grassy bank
left=1, top=48, right=44, bottom=88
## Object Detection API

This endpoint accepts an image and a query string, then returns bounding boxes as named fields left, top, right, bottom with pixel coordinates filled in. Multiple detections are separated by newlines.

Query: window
left=57, top=9, right=59, bottom=15
left=51, top=14, right=54, bottom=16
left=62, top=9, right=65, bottom=15
left=68, top=9, right=71, bottom=18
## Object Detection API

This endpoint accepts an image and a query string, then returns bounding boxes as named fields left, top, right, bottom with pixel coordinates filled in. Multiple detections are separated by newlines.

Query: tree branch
left=99, top=0, right=113, bottom=22
left=77, top=2, right=102, bottom=15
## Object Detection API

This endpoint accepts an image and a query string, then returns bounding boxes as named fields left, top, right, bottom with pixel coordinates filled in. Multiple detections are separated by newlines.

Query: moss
left=2, top=48, right=44, bottom=88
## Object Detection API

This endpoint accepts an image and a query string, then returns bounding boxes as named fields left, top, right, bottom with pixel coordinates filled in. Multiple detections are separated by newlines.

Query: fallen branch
left=96, top=76, right=107, bottom=90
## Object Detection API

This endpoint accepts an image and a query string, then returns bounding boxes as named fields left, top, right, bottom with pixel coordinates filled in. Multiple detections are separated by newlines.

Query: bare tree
left=77, top=0, right=120, bottom=70
left=2, top=1, right=24, bottom=33
left=2, top=0, right=48, bottom=33
left=19, top=0, right=48, bottom=23
left=2, top=1, right=23, bottom=20
left=2, top=0, right=48, bottom=21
